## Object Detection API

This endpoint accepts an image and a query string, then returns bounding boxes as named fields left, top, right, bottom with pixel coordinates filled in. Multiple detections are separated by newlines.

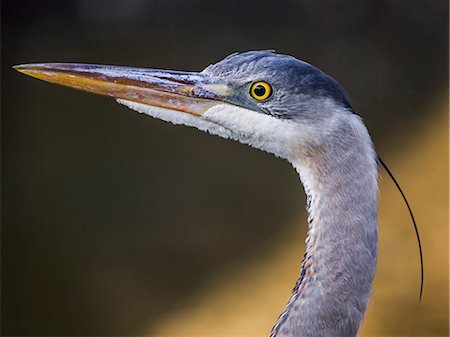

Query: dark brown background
left=2, top=0, right=448, bottom=335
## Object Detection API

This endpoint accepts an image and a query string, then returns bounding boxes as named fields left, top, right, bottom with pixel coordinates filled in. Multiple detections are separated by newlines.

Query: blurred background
left=2, top=0, right=448, bottom=336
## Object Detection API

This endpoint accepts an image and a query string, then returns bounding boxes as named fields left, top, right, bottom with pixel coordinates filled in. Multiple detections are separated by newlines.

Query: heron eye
left=250, top=81, right=272, bottom=101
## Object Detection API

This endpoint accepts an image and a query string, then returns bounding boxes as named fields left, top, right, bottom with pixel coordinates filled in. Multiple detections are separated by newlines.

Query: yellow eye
left=250, top=81, right=272, bottom=101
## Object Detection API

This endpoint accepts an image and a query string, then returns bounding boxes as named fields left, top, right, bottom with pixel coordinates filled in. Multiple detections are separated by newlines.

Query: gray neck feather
left=271, top=114, right=379, bottom=337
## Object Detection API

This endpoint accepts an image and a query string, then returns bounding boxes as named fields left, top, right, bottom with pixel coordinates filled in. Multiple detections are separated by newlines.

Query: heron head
left=15, top=51, right=355, bottom=161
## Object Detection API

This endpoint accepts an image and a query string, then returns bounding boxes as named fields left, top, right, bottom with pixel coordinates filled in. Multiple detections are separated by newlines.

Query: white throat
left=117, top=98, right=346, bottom=162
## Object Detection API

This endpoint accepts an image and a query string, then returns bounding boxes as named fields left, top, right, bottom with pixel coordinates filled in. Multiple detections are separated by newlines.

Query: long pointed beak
left=14, top=63, right=227, bottom=116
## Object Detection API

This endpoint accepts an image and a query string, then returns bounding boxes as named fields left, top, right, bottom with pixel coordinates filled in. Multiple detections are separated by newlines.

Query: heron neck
left=271, top=116, right=379, bottom=337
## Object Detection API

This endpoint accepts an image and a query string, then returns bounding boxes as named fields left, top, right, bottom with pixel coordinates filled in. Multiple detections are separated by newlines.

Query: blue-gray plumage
left=14, top=51, right=380, bottom=337
left=204, top=51, right=354, bottom=117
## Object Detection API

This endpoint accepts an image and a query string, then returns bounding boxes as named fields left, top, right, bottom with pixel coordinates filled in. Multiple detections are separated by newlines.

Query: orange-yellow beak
left=14, top=63, right=223, bottom=116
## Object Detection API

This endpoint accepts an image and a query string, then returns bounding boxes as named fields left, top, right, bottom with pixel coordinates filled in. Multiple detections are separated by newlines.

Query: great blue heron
left=14, top=51, right=422, bottom=337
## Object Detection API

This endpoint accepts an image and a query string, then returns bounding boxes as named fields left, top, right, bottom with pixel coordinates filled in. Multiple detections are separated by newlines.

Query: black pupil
left=254, top=84, right=266, bottom=97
